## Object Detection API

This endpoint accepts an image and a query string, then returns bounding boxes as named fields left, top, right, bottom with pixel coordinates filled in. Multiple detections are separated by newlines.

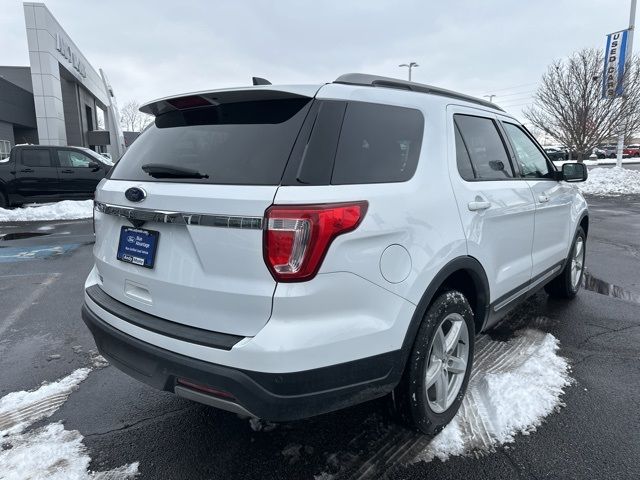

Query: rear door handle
left=19, top=168, right=34, bottom=173
left=60, top=169, right=74, bottom=174
left=538, top=194, right=550, bottom=203
left=468, top=201, right=491, bottom=211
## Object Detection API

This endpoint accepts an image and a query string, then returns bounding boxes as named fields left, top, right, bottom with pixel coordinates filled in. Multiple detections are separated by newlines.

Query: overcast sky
left=0, top=0, right=635, bottom=121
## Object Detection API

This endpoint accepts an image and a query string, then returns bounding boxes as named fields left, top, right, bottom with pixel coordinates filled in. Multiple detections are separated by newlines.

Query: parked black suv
left=0, top=145, right=112, bottom=208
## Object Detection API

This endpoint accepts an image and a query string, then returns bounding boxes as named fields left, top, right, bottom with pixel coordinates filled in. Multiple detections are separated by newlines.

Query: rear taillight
left=263, top=202, right=368, bottom=282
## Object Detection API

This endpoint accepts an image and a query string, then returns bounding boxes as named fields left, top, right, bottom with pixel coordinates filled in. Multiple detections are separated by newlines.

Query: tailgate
left=93, top=180, right=275, bottom=337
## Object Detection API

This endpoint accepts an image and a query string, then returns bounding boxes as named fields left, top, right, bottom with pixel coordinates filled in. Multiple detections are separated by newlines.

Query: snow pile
left=417, top=328, right=571, bottom=462
left=578, top=166, right=640, bottom=196
left=0, top=369, right=139, bottom=479
left=0, top=368, right=91, bottom=435
left=0, top=424, right=135, bottom=480
left=553, top=158, right=640, bottom=168
left=0, top=200, right=93, bottom=222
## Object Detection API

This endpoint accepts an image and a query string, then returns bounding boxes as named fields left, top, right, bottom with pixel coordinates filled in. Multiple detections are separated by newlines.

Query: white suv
left=83, top=74, right=588, bottom=435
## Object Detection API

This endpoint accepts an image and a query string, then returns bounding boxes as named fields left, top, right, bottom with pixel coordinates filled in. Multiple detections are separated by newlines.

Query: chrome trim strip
left=94, top=201, right=263, bottom=230
left=528, top=264, right=562, bottom=290
left=494, top=265, right=562, bottom=312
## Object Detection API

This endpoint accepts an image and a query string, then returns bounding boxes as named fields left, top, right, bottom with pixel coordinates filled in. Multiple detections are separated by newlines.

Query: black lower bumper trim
left=85, top=285, right=243, bottom=350
left=82, top=302, right=403, bottom=421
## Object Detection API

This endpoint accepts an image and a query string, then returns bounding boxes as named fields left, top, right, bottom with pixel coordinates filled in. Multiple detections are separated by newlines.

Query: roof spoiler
left=139, top=86, right=318, bottom=116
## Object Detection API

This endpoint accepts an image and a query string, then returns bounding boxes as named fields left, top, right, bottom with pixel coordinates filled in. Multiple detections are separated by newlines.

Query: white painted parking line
left=0, top=272, right=62, bottom=278
left=0, top=273, right=60, bottom=338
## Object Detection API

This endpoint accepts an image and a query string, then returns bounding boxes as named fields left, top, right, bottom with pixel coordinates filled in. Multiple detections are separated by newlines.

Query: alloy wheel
left=425, top=312, right=470, bottom=413
left=571, top=236, right=585, bottom=289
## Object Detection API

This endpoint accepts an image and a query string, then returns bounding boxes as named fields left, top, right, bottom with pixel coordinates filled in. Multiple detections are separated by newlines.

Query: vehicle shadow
left=79, top=376, right=404, bottom=480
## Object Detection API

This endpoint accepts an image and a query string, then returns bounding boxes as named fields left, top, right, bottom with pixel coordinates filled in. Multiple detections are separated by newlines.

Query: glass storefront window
left=96, top=106, right=106, bottom=130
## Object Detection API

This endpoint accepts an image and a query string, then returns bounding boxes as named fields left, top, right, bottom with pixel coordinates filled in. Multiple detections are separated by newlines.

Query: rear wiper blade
left=141, top=163, right=209, bottom=179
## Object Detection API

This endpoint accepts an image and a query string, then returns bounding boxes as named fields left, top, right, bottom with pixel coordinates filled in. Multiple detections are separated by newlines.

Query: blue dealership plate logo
left=125, top=187, right=147, bottom=202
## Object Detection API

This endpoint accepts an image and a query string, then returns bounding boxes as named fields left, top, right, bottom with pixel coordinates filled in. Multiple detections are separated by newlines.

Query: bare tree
left=120, top=100, right=153, bottom=132
left=524, top=48, right=640, bottom=161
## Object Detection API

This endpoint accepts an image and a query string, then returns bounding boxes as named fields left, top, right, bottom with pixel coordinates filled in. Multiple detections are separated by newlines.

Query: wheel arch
left=579, top=212, right=589, bottom=238
left=399, top=256, right=490, bottom=370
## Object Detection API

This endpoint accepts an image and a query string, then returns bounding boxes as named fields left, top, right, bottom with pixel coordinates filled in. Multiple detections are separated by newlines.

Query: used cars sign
left=603, top=29, right=629, bottom=98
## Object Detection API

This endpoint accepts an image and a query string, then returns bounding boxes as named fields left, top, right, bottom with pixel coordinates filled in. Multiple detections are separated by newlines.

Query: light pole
left=399, top=62, right=419, bottom=81
left=484, top=94, right=497, bottom=103
left=616, top=0, right=637, bottom=168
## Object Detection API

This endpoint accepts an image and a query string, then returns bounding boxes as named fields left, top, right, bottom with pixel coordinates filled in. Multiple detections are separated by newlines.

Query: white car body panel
left=525, top=179, right=576, bottom=277
left=275, top=181, right=468, bottom=305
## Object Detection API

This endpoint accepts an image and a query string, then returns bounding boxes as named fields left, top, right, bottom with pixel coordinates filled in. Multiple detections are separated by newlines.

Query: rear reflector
left=263, top=202, right=367, bottom=282
left=176, top=378, right=235, bottom=400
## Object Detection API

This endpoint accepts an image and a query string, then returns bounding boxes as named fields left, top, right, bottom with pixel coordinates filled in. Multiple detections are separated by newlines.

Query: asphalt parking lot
left=1, top=195, right=639, bottom=479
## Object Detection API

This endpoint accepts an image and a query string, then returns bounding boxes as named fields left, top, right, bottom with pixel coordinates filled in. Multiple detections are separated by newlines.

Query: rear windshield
left=110, top=98, right=311, bottom=185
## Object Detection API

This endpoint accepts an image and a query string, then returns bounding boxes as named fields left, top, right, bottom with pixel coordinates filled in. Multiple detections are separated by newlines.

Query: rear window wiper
left=141, top=163, right=209, bottom=179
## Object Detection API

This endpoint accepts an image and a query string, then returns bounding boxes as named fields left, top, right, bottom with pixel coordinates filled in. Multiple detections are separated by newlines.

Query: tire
left=610, top=153, right=616, bottom=159
left=634, top=152, right=639, bottom=158
left=0, top=190, right=8, bottom=209
left=393, top=291, right=475, bottom=435
left=545, top=227, right=586, bottom=299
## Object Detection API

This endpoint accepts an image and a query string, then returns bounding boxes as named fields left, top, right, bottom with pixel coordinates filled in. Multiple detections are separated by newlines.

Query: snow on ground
left=0, top=368, right=91, bottom=436
left=0, top=200, right=93, bottom=222
left=553, top=158, right=640, bottom=167
left=416, top=328, right=571, bottom=463
left=0, top=368, right=139, bottom=479
left=577, top=166, right=640, bottom=196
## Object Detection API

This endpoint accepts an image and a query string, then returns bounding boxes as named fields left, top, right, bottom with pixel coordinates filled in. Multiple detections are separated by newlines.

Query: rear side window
left=57, top=150, right=93, bottom=168
left=22, top=149, right=52, bottom=167
left=293, top=101, right=347, bottom=185
left=109, top=98, right=311, bottom=185
left=331, top=103, right=424, bottom=184
left=454, top=114, right=513, bottom=180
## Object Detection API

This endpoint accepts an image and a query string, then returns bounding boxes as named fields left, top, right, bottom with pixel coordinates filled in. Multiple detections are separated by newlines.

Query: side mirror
left=489, top=160, right=505, bottom=171
left=88, top=161, right=101, bottom=171
left=561, top=163, right=588, bottom=182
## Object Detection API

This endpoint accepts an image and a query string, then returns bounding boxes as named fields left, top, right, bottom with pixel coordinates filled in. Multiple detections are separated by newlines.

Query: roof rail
left=334, top=73, right=504, bottom=112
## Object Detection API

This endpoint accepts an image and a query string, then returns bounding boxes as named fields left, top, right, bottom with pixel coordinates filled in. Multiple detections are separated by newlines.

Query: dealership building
left=0, top=2, right=125, bottom=160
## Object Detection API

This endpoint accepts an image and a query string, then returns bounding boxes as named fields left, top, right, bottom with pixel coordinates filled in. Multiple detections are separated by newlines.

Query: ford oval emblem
left=125, top=187, right=146, bottom=203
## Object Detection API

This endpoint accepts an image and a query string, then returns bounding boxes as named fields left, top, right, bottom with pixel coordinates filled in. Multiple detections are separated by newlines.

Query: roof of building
left=0, top=66, right=33, bottom=93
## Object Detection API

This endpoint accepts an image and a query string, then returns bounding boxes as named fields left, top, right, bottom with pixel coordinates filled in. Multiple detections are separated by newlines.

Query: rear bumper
left=82, top=302, right=403, bottom=421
